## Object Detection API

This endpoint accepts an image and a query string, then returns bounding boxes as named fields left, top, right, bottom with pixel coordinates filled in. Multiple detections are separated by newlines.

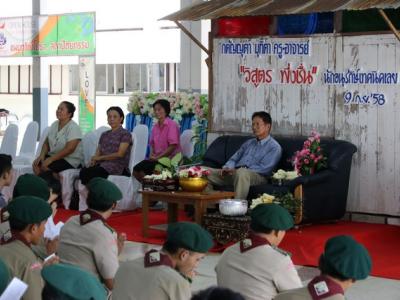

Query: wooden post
left=174, top=21, right=210, bottom=56
left=379, top=9, right=400, bottom=42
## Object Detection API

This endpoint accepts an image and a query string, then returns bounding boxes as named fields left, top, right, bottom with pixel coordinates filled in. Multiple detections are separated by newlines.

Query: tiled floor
left=120, top=241, right=400, bottom=300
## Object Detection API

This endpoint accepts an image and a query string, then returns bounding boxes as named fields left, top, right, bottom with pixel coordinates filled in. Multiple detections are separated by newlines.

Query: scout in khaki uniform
left=57, top=177, right=125, bottom=291
left=274, top=235, right=372, bottom=300
left=12, top=174, right=59, bottom=259
left=215, top=203, right=302, bottom=300
left=113, top=222, right=213, bottom=300
left=41, top=263, right=107, bottom=300
left=0, top=258, right=11, bottom=294
left=0, top=196, right=58, bottom=300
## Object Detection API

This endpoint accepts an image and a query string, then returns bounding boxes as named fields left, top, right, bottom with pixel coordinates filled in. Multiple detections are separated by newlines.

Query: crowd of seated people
left=0, top=107, right=372, bottom=299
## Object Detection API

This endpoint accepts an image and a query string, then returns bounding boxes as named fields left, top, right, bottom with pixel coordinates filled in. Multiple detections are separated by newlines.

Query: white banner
left=78, top=56, right=95, bottom=134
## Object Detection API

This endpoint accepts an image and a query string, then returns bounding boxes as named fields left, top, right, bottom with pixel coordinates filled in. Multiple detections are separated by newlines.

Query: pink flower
left=304, top=159, right=309, bottom=165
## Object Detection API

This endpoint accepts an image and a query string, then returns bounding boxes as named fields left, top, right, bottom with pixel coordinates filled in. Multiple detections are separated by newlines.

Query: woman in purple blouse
left=79, top=106, right=132, bottom=185
left=132, top=99, right=181, bottom=181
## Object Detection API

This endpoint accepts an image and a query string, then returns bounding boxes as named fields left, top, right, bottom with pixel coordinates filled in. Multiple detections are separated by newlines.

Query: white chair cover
left=16, top=116, right=32, bottom=155
left=180, top=129, right=194, bottom=159
left=60, top=131, right=97, bottom=209
left=14, top=121, right=39, bottom=165
left=0, top=124, right=19, bottom=159
left=35, top=126, right=51, bottom=158
left=110, top=125, right=149, bottom=211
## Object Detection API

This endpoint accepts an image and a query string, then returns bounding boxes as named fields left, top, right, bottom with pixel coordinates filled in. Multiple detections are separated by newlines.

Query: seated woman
left=80, top=106, right=132, bottom=185
left=33, top=101, right=83, bottom=178
left=132, top=99, right=181, bottom=181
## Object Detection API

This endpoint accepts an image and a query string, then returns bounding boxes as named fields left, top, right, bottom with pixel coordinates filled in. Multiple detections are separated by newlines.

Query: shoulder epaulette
left=271, top=245, right=291, bottom=257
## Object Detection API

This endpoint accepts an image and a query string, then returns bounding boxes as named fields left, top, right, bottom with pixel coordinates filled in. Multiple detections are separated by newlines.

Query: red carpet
left=55, top=209, right=400, bottom=280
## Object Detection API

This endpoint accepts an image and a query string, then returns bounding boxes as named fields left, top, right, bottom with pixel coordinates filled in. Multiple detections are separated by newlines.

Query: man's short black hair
left=42, top=283, right=70, bottom=300
left=162, top=240, right=181, bottom=255
left=153, top=99, right=171, bottom=116
left=191, top=286, right=245, bottom=300
left=318, top=255, right=350, bottom=281
left=86, top=191, right=114, bottom=212
left=0, top=154, right=12, bottom=176
left=252, top=111, right=272, bottom=125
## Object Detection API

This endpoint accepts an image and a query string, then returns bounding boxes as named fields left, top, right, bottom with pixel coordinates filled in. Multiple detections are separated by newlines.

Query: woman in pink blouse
left=132, top=99, right=181, bottom=181
left=79, top=106, right=132, bottom=185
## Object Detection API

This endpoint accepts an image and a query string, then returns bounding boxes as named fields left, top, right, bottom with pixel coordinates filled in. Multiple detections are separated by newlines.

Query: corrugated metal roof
left=161, top=0, right=400, bottom=21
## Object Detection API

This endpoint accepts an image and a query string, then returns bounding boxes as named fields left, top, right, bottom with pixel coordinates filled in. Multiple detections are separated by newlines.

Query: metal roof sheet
left=161, top=0, right=400, bottom=21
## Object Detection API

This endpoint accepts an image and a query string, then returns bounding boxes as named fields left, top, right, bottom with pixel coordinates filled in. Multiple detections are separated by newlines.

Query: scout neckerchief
left=144, top=249, right=173, bottom=268
left=240, top=232, right=270, bottom=253
left=79, top=209, right=115, bottom=234
left=144, top=249, right=193, bottom=283
left=0, top=230, right=31, bottom=247
left=307, top=275, right=345, bottom=300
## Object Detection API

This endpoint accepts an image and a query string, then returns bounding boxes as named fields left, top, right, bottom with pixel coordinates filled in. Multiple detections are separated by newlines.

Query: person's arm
left=92, top=142, right=130, bottom=162
left=42, top=139, right=80, bottom=167
left=103, top=278, right=114, bottom=290
left=33, top=138, right=49, bottom=166
left=273, top=257, right=303, bottom=292
left=247, top=144, right=282, bottom=175
left=154, top=144, right=177, bottom=159
left=223, top=140, right=250, bottom=169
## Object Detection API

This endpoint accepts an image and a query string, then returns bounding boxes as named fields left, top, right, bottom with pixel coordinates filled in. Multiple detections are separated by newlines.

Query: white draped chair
left=15, top=116, right=32, bottom=156
left=180, top=129, right=194, bottom=159
left=59, top=131, right=98, bottom=209
left=78, top=124, right=149, bottom=211
left=14, top=121, right=39, bottom=165
left=0, top=124, right=19, bottom=159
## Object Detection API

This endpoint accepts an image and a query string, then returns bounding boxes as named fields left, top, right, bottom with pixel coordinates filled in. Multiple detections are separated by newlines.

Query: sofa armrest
left=287, top=169, right=336, bottom=189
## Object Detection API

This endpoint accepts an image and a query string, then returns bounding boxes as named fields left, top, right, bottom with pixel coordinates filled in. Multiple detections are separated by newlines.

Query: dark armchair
left=202, top=135, right=357, bottom=223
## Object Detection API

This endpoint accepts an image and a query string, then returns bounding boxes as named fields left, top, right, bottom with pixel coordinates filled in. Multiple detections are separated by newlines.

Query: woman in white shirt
left=33, top=101, right=83, bottom=178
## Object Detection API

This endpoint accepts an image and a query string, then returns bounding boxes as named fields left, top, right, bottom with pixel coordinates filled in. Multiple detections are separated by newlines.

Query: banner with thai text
left=78, top=56, right=95, bottom=134
left=0, top=13, right=95, bottom=57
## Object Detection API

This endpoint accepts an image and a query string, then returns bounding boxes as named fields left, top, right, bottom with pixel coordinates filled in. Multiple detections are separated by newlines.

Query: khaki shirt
left=215, top=240, right=302, bottom=300
left=112, top=253, right=191, bottom=300
left=0, top=240, right=44, bottom=300
left=57, top=215, right=119, bottom=281
left=47, top=120, right=83, bottom=168
left=274, top=287, right=345, bottom=300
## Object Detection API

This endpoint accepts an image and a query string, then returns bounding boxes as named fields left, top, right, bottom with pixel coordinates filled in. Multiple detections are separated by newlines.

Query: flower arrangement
left=250, top=192, right=302, bottom=223
left=127, top=92, right=208, bottom=124
left=178, top=166, right=211, bottom=178
left=272, top=169, right=299, bottom=181
left=292, top=130, right=327, bottom=176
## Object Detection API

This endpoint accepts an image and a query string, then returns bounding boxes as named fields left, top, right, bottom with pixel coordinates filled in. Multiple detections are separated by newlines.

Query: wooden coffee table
left=140, top=190, right=235, bottom=237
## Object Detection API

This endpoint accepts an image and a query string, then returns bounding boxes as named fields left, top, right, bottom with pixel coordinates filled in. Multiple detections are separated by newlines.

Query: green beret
left=167, top=222, right=213, bottom=253
left=320, top=235, right=372, bottom=280
left=250, top=203, right=294, bottom=231
left=0, top=258, right=10, bottom=294
left=87, top=178, right=122, bottom=207
left=41, top=263, right=107, bottom=300
left=13, top=174, right=50, bottom=201
left=8, top=196, right=52, bottom=224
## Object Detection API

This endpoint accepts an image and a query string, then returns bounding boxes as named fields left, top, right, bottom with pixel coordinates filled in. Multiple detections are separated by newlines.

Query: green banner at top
left=0, top=12, right=95, bottom=57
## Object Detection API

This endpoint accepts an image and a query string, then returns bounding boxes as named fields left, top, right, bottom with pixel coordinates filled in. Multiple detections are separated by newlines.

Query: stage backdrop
left=213, top=34, right=400, bottom=216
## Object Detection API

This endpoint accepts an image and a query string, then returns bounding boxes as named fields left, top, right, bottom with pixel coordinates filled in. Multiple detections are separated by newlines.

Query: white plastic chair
left=180, top=129, right=194, bottom=159
left=14, top=121, right=39, bottom=165
left=59, top=131, right=96, bottom=209
left=0, top=124, right=19, bottom=159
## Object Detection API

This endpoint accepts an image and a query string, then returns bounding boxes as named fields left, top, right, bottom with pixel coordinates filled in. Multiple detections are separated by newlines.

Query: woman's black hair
left=153, top=99, right=171, bottom=116
left=61, top=101, right=76, bottom=118
left=106, top=106, right=125, bottom=124
left=191, top=286, right=245, bottom=300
